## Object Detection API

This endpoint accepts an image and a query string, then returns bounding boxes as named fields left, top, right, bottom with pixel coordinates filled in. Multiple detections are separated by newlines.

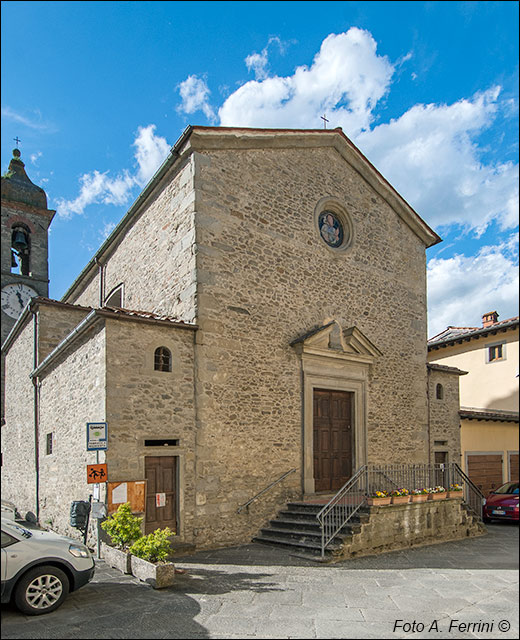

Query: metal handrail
left=316, top=465, right=368, bottom=558
left=316, top=462, right=485, bottom=558
left=237, top=468, right=297, bottom=513
left=453, top=463, right=485, bottom=518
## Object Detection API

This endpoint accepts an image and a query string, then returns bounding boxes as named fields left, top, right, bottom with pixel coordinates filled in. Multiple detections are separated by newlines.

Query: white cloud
left=30, top=151, right=42, bottom=165
left=245, top=37, right=286, bottom=81
left=99, top=221, right=117, bottom=242
left=56, top=125, right=171, bottom=218
left=1, top=106, right=52, bottom=131
left=177, top=75, right=216, bottom=122
left=427, top=235, right=519, bottom=337
left=133, top=124, right=170, bottom=187
left=219, top=28, right=394, bottom=135
left=356, top=87, right=519, bottom=235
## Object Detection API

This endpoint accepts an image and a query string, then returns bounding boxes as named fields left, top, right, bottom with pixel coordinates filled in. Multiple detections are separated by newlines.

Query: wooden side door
left=313, top=389, right=353, bottom=492
left=144, top=456, right=177, bottom=534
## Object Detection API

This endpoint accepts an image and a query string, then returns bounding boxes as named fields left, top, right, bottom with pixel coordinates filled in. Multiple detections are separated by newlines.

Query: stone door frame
left=302, top=356, right=368, bottom=494
left=292, top=320, right=381, bottom=495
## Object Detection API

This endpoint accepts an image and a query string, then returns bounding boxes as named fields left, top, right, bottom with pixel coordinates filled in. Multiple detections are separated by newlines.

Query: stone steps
left=252, top=501, right=362, bottom=557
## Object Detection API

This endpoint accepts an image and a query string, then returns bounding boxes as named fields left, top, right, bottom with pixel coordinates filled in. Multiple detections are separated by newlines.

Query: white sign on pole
left=87, top=422, right=108, bottom=450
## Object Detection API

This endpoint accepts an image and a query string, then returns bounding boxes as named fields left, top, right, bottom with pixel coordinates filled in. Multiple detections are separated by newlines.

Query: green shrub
left=129, top=527, right=174, bottom=563
left=101, top=502, right=142, bottom=549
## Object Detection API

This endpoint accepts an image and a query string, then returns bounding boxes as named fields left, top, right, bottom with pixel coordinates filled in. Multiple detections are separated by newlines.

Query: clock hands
left=16, top=291, right=25, bottom=308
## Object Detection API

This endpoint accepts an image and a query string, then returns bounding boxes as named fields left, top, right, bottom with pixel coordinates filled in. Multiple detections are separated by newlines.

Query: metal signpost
left=86, top=422, right=108, bottom=558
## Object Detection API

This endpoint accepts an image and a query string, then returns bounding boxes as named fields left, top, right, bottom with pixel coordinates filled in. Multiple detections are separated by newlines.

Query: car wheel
left=14, top=565, right=70, bottom=615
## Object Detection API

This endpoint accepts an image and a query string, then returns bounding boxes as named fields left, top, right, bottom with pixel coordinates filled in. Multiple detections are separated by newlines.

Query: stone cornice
left=1, top=198, right=56, bottom=222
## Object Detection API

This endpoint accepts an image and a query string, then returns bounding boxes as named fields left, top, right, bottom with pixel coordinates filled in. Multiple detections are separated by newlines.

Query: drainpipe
left=95, top=257, right=105, bottom=307
left=31, top=308, right=40, bottom=522
left=426, top=366, right=431, bottom=465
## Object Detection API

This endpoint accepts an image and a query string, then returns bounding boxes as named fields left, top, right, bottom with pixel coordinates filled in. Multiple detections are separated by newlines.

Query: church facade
left=1, top=127, right=463, bottom=549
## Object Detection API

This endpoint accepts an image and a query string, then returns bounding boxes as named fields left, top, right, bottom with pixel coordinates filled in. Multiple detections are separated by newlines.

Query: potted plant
left=390, top=488, right=410, bottom=504
left=129, top=527, right=175, bottom=589
left=100, top=502, right=143, bottom=574
left=428, top=486, right=447, bottom=500
left=367, top=490, right=391, bottom=506
left=411, top=488, right=429, bottom=503
left=447, top=483, right=463, bottom=498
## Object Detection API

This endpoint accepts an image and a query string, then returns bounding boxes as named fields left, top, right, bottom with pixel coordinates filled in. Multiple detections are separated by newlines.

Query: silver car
left=1, top=517, right=95, bottom=615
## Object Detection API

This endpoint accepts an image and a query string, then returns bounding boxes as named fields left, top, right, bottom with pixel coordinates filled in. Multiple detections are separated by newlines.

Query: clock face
left=1, top=283, right=38, bottom=319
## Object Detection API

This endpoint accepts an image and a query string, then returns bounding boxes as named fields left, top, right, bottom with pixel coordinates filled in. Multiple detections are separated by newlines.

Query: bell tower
left=1, top=148, right=55, bottom=345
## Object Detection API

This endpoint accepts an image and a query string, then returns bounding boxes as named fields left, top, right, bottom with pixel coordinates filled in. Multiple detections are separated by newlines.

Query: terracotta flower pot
left=447, top=491, right=463, bottom=499
left=429, top=492, right=447, bottom=500
left=367, top=496, right=391, bottom=506
left=411, top=494, right=428, bottom=503
left=391, top=495, right=410, bottom=504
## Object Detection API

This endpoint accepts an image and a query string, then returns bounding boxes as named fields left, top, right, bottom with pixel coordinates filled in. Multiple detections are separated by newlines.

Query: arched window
left=11, top=226, right=31, bottom=275
left=436, top=383, right=444, bottom=400
left=104, top=283, right=124, bottom=308
left=154, top=347, right=172, bottom=372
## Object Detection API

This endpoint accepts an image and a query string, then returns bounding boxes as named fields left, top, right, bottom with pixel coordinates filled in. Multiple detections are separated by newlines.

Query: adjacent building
left=428, top=311, right=519, bottom=496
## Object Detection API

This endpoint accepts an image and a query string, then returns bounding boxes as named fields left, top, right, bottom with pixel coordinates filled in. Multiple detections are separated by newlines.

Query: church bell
left=12, top=229, right=29, bottom=252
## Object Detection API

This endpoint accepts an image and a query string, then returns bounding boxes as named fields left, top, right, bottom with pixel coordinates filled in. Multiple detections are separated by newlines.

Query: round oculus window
left=318, top=211, right=344, bottom=248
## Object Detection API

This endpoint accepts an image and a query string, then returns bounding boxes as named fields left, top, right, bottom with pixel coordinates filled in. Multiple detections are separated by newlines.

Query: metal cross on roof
left=13, top=136, right=21, bottom=148
left=320, top=114, right=329, bottom=129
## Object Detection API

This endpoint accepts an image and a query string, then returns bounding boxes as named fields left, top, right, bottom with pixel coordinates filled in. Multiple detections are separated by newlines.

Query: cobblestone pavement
left=1, top=523, right=518, bottom=639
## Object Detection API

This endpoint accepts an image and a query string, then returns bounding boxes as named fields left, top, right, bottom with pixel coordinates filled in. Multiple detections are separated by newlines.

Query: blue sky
left=1, top=1, right=518, bottom=336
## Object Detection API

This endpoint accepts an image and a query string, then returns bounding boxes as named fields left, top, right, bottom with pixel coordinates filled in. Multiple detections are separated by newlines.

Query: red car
left=483, top=481, right=519, bottom=522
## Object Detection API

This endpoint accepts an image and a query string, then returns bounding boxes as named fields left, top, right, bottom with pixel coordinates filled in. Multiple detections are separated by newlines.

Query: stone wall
left=190, top=142, right=430, bottom=548
left=342, top=499, right=485, bottom=559
left=37, top=303, right=91, bottom=360
left=428, top=368, right=463, bottom=466
left=37, top=322, right=106, bottom=540
left=104, top=318, right=196, bottom=541
left=1, top=319, right=37, bottom=517
left=67, top=156, right=197, bottom=324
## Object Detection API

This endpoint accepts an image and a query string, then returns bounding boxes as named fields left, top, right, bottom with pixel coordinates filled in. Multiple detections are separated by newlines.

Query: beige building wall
left=104, top=318, right=196, bottom=542
left=427, top=368, right=463, bottom=466
left=37, top=323, right=107, bottom=539
left=2, top=320, right=37, bottom=517
left=65, top=156, right=197, bottom=323
left=190, top=141, right=431, bottom=547
left=427, top=328, right=518, bottom=412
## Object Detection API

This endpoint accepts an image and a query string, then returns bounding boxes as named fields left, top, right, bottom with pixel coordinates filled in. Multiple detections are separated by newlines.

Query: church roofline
left=61, top=125, right=441, bottom=304
left=1, top=296, right=197, bottom=358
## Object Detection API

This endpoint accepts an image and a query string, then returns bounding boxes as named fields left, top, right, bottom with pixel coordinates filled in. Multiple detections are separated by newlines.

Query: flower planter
left=130, top=555, right=175, bottom=589
left=391, top=495, right=410, bottom=505
left=367, top=497, right=391, bottom=506
left=447, top=491, right=463, bottom=499
left=101, top=542, right=132, bottom=574
left=411, top=494, right=428, bottom=503
left=429, top=492, right=447, bottom=501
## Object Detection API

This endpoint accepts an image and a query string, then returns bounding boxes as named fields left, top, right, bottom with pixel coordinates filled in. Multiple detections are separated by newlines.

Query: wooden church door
left=313, top=389, right=354, bottom=492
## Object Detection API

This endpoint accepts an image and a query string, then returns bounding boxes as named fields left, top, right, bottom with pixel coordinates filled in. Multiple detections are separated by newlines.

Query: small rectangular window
left=144, top=439, right=179, bottom=447
left=46, top=433, right=53, bottom=455
left=488, top=344, right=503, bottom=362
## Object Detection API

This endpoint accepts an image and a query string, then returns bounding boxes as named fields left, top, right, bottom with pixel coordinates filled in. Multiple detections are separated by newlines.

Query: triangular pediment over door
left=291, top=320, right=382, bottom=495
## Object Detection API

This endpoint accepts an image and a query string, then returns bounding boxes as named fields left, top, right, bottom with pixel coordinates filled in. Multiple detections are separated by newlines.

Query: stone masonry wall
left=1, top=319, right=37, bottom=517
left=37, top=322, right=106, bottom=540
left=191, top=144, right=430, bottom=548
left=104, top=318, right=196, bottom=541
left=342, top=499, right=484, bottom=559
left=428, top=369, right=463, bottom=466
left=37, top=303, right=91, bottom=360
left=68, top=156, right=197, bottom=323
